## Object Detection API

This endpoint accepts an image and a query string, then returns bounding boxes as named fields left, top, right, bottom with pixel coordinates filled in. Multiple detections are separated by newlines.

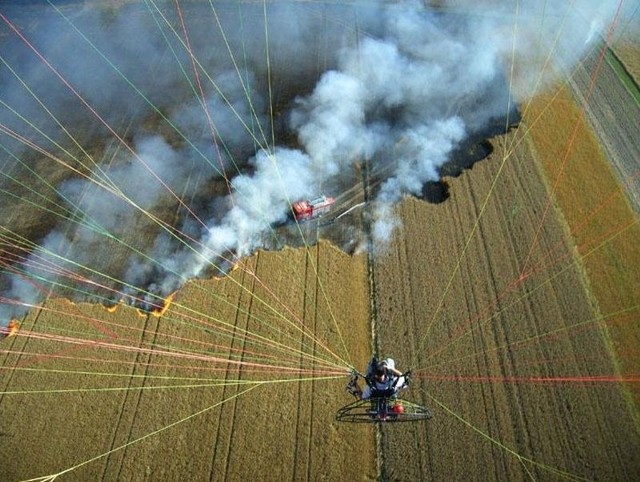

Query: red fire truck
left=291, top=195, right=335, bottom=221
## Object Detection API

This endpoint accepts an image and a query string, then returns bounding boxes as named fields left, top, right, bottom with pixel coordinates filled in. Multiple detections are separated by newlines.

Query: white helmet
left=381, top=358, right=395, bottom=370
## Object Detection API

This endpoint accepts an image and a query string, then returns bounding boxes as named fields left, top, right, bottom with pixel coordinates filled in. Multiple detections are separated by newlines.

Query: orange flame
left=230, top=259, right=242, bottom=273
left=151, top=292, right=176, bottom=318
left=133, top=292, right=177, bottom=317
left=2, top=320, right=20, bottom=338
left=104, top=299, right=124, bottom=313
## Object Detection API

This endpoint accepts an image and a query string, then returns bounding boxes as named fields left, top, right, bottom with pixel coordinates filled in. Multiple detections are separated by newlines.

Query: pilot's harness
left=345, top=365, right=411, bottom=400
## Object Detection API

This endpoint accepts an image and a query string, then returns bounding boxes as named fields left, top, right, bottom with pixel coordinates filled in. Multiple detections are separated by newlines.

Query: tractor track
left=292, top=244, right=317, bottom=482
left=218, top=255, right=258, bottom=482
left=306, top=245, right=322, bottom=482
left=101, top=313, right=158, bottom=482
left=208, top=259, right=247, bottom=482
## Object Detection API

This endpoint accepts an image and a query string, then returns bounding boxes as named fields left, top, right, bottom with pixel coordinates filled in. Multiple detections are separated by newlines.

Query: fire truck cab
left=291, top=195, right=335, bottom=221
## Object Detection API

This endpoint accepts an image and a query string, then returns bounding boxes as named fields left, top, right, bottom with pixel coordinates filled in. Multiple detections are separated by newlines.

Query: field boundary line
left=361, top=152, right=385, bottom=480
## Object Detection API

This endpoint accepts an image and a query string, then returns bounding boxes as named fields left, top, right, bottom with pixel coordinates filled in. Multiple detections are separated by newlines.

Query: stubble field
left=1, top=243, right=376, bottom=481
left=3, top=109, right=640, bottom=479
left=376, top=130, right=640, bottom=480
left=2, top=3, right=640, bottom=482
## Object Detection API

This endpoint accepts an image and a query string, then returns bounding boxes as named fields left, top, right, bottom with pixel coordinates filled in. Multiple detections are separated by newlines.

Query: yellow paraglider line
left=421, top=390, right=591, bottom=481
left=21, top=383, right=262, bottom=482
left=0, top=374, right=343, bottom=396
left=418, top=0, right=523, bottom=352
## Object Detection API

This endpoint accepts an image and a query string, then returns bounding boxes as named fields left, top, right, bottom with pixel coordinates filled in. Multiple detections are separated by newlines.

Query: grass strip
left=605, top=48, right=640, bottom=106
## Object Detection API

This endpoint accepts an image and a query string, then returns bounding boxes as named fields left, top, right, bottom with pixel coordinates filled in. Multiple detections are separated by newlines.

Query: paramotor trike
left=336, top=396, right=432, bottom=423
left=336, top=369, right=432, bottom=423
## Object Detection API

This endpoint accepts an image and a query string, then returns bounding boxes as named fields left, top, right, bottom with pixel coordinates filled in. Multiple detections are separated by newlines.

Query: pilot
left=362, top=358, right=407, bottom=400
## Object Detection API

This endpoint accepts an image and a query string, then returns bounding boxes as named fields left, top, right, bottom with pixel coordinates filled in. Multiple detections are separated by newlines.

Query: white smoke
left=0, top=0, right=635, bottom=323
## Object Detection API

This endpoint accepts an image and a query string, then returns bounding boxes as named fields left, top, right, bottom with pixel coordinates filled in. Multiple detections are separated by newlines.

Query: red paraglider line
left=413, top=372, right=640, bottom=385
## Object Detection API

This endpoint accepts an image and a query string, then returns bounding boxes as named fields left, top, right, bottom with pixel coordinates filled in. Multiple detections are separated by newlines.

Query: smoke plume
left=0, top=0, right=635, bottom=322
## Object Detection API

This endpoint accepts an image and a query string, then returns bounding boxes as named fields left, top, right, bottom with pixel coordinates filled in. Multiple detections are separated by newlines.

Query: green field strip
left=606, top=48, right=640, bottom=106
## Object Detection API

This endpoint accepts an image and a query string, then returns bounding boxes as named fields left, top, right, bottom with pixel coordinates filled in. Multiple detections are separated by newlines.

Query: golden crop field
left=0, top=244, right=376, bottom=481
left=1, top=2, right=639, bottom=481
left=3, top=113, right=640, bottom=479
left=375, top=127, right=640, bottom=480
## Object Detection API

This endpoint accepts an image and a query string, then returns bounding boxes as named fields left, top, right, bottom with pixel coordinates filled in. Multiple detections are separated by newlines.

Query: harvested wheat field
left=375, top=128, right=640, bottom=480
left=0, top=244, right=375, bottom=481
left=2, top=118, right=640, bottom=480
left=2, top=2, right=640, bottom=482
